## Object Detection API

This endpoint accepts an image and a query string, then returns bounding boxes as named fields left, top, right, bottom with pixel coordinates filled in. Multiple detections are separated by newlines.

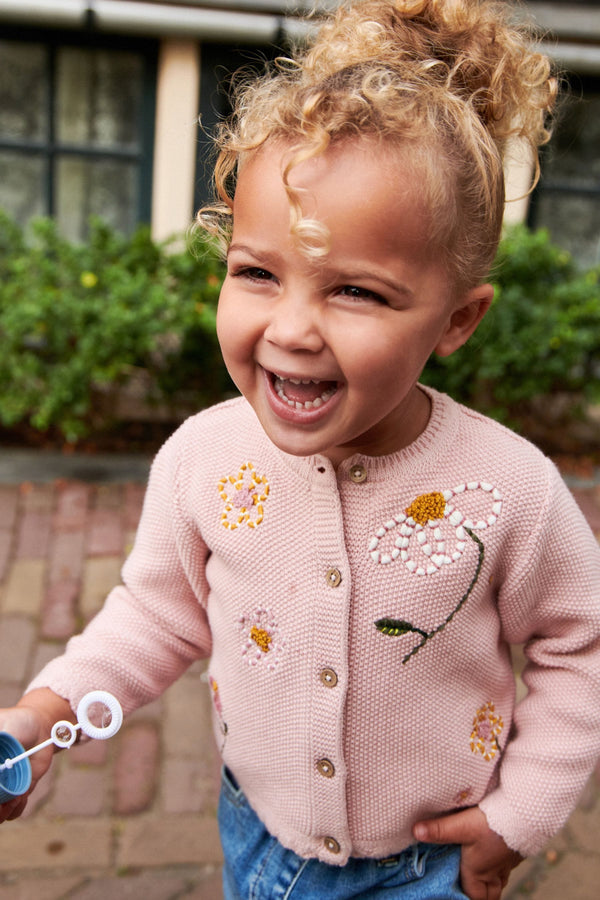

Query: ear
left=434, top=283, right=494, bottom=358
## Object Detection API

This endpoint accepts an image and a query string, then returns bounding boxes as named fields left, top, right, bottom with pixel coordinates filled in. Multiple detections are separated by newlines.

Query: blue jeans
left=218, top=768, right=468, bottom=899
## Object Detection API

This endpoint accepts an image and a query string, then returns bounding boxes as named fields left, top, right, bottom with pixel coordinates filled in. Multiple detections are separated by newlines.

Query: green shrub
left=422, top=224, right=600, bottom=429
left=0, top=211, right=231, bottom=442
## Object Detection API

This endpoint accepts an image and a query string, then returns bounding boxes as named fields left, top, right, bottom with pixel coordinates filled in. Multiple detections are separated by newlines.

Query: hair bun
left=303, top=0, right=555, bottom=153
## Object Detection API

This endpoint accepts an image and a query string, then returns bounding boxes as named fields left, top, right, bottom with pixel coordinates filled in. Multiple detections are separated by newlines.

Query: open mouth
left=273, top=374, right=338, bottom=410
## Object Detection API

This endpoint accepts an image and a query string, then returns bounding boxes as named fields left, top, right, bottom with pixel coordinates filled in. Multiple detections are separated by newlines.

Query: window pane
left=56, top=156, right=139, bottom=241
left=542, top=94, right=600, bottom=185
left=531, top=81, right=600, bottom=268
left=0, top=151, right=47, bottom=223
left=534, top=192, right=600, bottom=268
left=0, top=42, right=48, bottom=142
left=56, top=47, right=144, bottom=150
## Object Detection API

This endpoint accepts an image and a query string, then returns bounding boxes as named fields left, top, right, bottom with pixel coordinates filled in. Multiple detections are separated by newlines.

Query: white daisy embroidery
left=368, top=482, right=502, bottom=575
left=372, top=482, right=502, bottom=663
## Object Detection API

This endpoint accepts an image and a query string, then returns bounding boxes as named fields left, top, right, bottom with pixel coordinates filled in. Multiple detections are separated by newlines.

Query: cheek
left=216, top=289, right=244, bottom=360
left=343, top=334, right=406, bottom=381
left=216, top=291, right=262, bottom=383
left=343, top=330, right=430, bottom=392
left=215, top=300, right=229, bottom=355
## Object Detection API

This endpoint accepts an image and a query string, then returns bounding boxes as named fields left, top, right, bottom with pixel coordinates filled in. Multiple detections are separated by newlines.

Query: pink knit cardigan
left=29, top=387, right=600, bottom=864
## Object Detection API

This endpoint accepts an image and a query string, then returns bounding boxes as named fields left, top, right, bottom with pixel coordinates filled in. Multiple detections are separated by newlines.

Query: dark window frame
left=0, top=24, right=158, bottom=227
left=195, top=40, right=283, bottom=213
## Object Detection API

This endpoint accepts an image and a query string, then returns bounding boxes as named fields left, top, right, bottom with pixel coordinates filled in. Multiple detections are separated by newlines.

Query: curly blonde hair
left=198, top=0, right=556, bottom=291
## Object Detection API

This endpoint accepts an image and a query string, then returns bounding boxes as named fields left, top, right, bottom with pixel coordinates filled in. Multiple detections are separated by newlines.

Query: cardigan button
left=320, top=668, right=338, bottom=688
left=324, top=836, right=341, bottom=854
left=326, top=567, right=342, bottom=588
left=317, top=758, right=336, bottom=778
left=349, top=464, right=367, bottom=483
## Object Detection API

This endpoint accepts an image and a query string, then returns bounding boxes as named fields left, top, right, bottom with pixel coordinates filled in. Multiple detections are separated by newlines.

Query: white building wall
left=151, top=39, right=201, bottom=242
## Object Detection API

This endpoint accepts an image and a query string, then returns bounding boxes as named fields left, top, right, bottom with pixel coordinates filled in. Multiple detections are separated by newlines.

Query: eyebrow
left=227, top=243, right=276, bottom=263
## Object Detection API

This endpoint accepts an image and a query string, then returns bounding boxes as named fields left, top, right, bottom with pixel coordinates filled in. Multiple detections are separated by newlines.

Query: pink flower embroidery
left=218, top=463, right=269, bottom=530
left=470, top=701, right=504, bottom=761
left=231, top=486, right=255, bottom=509
left=209, top=676, right=223, bottom=715
left=207, top=674, right=228, bottom=749
left=454, top=787, right=473, bottom=806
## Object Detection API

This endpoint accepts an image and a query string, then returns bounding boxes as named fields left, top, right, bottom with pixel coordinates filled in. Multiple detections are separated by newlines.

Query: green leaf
left=375, top=618, right=427, bottom=638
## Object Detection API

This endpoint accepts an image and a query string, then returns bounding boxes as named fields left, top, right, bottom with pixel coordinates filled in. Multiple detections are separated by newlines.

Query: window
left=0, top=29, right=157, bottom=241
left=528, top=76, right=600, bottom=268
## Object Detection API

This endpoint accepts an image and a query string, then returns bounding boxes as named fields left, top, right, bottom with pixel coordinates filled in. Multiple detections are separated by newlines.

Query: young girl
left=2, top=1, right=600, bottom=898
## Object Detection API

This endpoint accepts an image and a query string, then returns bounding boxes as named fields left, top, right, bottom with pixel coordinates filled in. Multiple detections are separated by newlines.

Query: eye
left=339, top=285, right=386, bottom=305
left=231, top=266, right=275, bottom=283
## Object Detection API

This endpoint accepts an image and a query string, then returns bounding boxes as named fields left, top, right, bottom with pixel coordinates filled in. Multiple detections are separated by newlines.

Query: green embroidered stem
left=374, top=527, right=485, bottom=665
left=402, top=527, right=484, bottom=663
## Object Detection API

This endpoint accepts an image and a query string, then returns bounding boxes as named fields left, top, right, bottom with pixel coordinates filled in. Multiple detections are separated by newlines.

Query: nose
left=263, top=291, right=324, bottom=353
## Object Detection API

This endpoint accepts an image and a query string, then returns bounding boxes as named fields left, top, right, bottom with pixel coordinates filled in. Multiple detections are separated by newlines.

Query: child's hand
left=0, top=689, right=75, bottom=823
left=413, top=806, right=523, bottom=900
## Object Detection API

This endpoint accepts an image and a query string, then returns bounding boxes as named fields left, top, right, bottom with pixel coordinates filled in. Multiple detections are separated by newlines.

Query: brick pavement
left=0, top=463, right=599, bottom=899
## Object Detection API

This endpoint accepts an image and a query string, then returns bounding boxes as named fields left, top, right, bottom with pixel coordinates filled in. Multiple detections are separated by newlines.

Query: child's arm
left=414, top=807, right=523, bottom=900
left=0, top=689, right=76, bottom=823
left=26, top=423, right=212, bottom=720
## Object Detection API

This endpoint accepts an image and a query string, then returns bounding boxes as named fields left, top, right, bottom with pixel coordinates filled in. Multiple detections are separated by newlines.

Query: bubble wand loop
left=0, top=691, right=123, bottom=801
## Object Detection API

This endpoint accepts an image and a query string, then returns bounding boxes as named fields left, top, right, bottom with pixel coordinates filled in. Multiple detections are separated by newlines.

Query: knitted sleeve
left=27, top=423, right=212, bottom=716
left=480, top=459, right=600, bottom=855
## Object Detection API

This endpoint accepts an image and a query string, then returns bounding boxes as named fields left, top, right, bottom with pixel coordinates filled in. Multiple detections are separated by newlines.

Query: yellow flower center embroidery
left=250, top=626, right=272, bottom=653
left=405, top=491, right=446, bottom=526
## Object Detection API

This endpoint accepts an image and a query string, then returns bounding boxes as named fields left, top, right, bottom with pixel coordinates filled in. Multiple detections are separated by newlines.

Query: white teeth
left=275, top=374, right=321, bottom=385
left=273, top=375, right=337, bottom=410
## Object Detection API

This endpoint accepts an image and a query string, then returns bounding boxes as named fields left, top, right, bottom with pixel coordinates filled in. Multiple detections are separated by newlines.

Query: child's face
left=217, top=140, right=491, bottom=464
